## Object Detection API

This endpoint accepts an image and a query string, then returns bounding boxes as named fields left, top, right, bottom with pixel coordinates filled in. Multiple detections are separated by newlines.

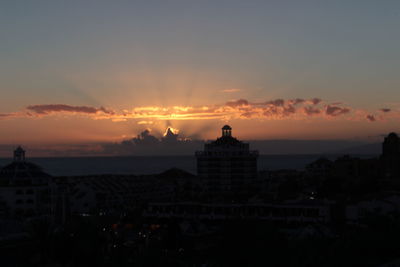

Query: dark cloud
left=26, top=104, right=114, bottom=115
left=303, top=106, right=321, bottom=115
left=0, top=112, right=23, bottom=120
left=310, top=98, right=322, bottom=105
left=225, top=99, right=249, bottom=107
left=101, top=129, right=204, bottom=156
left=135, top=129, right=160, bottom=145
left=288, top=98, right=305, bottom=105
left=240, top=111, right=258, bottom=118
left=325, top=105, right=350, bottom=116
left=262, top=106, right=280, bottom=117
left=0, top=113, right=16, bottom=119
left=266, top=99, right=285, bottom=107
left=283, top=105, right=296, bottom=115
left=366, top=115, right=376, bottom=122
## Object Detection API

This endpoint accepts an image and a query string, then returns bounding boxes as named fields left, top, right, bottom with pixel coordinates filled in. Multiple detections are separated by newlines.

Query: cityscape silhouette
left=2, top=1, right=400, bottom=266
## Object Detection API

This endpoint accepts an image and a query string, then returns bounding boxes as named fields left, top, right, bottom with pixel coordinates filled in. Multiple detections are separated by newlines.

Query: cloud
left=310, top=98, right=322, bottom=105
left=101, top=129, right=204, bottom=156
left=366, top=114, right=376, bottom=122
left=325, top=105, right=350, bottom=116
left=288, top=98, right=305, bottom=105
left=138, top=121, right=154, bottom=125
left=240, top=111, right=258, bottom=118
left=0, top=97, right=395, bottom=124
left=112, top=118, right=128, bottom=122
left=26, top=104, right=114, bottom=115
left=225, top=99, right=249, bottom=107
left=0, top=113, right=16, bottom=118
left=303, top=106, right=321, bottom=115
left=221, top=88, right=241, bottom=93
left=0, top=112, right=23, bottom=120
left=380, top=108, right=391, bottom=113
left=265, top=99, right=285, bottom=107
left=283, top=105, right=296, bottom=115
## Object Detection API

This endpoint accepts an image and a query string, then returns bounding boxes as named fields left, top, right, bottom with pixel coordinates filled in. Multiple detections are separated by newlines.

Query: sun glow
left=163, top=127, right=179, bottom=136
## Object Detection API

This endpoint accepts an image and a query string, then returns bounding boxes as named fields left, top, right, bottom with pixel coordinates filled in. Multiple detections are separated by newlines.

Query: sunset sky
left=1, top=1, right=400, bottom=156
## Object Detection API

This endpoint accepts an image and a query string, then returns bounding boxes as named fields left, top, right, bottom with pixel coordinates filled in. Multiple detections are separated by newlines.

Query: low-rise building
left=64, top=173, right=176, bottom=215
left=144, top=200, right=332, bottom=223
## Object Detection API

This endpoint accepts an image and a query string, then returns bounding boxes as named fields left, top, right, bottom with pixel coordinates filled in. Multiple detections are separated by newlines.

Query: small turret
left=222, top=125, right=232, bottom=137
left=13, top=146, right=26, bottom=162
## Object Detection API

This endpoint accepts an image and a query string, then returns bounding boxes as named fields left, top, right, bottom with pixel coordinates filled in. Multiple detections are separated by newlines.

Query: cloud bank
left=0, top=97, right=396, bottom=123
left=26, top=104, right=114, bottom=115
left=102, top=129, right=204, bottom=156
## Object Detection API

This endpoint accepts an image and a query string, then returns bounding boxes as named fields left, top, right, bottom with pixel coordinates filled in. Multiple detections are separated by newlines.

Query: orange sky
left=0, top=97, right=397, bottom=146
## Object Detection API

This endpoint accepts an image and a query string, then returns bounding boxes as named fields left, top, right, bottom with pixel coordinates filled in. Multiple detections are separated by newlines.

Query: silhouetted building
left=306, top=157, right=333, bottom=177
left=65, top=173, right=177, bottom=215
left=330, top=155, right=380, bottom=180
left=382, top=132, right=400, bottom=157
left=144, top=200, right=332, bottom=223
left=195, top=125, right=258, bottom=196
left=0, top=147, right=53, bottom=217
left=381, top=132, right=400, bottom=178
left=346, top=193, right=400, bottom=224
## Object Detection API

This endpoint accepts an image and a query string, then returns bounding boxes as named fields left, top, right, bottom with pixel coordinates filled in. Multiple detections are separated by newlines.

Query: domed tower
left=0, top=147, right=53, bottom=217
left=222, top=125, right=232, bottom=137
left=13, top=146, right=26, bottom=162
left=382, top=132, right=400, bottom=158
left=381, top=132, right=400, bottom=178
left=195, top=125, right=258, bottom=197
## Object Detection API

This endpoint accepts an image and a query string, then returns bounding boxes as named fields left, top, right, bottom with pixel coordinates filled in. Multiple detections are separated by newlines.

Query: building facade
left=144, top=201, right=331, bottom=223
left=381, top=132, right=400, bottom=178
left=196, top=125, right=258, bottom=195
left=0, top=147, right=54, bottom=217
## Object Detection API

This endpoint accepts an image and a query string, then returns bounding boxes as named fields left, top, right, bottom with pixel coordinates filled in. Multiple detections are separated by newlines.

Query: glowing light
left=164, top=127, right=179, bottom=136
left=137, top=121, right=154, bottom=125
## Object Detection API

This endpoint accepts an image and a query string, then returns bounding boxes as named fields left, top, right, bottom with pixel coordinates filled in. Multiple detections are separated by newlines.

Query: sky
left=1, top=0, right=400, bottom=156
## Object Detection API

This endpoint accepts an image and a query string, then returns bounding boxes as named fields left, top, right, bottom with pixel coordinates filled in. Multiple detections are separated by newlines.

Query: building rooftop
left=0, top=147, right=51, bottom=186
left=387, top=132, right=399, bottom=139
left=211, top=135, right=243, bottom=146
left=210, top=125, right=243, bottom=146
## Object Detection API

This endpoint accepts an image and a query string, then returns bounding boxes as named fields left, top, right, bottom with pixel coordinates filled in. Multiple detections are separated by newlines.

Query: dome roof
left=0, top=147, right=51, bottom=186
left=0, top=161, right=51, bottom=186
left=222, top=125, right=232, bottom=130
left=387, top=132, right=399, bottom=139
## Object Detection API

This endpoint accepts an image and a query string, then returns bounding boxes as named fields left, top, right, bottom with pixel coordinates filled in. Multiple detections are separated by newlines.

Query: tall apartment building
left=196, top=125, right=258, bottom=195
